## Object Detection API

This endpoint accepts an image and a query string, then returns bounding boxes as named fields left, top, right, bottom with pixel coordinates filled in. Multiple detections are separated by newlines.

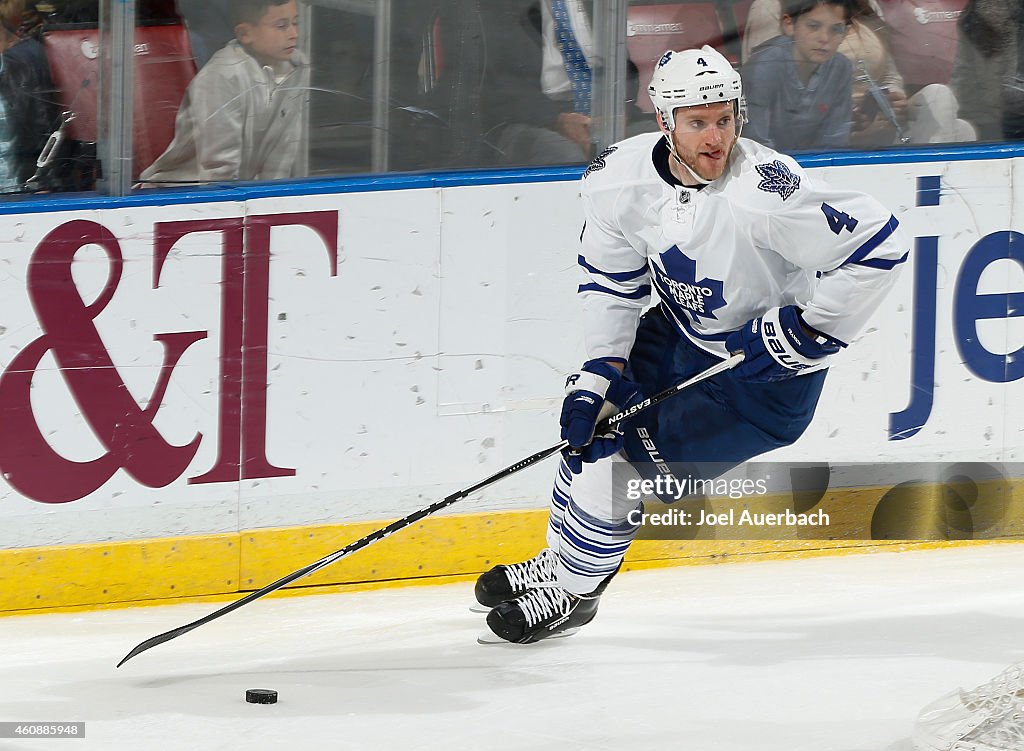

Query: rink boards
left=0, top=151, right=1022, bottom=611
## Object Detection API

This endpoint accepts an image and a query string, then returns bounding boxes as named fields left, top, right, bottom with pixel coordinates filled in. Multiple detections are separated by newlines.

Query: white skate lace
left=951, top=662, right=1024, bottom=750
left=504, top=548, right=558, bottom=591
left=516, top=586, right=575, bottom=627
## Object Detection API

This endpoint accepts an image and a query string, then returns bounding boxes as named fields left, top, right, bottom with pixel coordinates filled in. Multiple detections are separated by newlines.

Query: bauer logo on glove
left=725, top=305, right=842, bottom=383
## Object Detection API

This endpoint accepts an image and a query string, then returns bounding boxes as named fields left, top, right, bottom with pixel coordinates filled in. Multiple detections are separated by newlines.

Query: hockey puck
left=245, top=688, right=278, bottom=704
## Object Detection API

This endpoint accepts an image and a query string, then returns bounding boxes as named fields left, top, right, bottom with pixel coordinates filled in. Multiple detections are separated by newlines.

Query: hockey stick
left=116, top=352, right=742, bottom=667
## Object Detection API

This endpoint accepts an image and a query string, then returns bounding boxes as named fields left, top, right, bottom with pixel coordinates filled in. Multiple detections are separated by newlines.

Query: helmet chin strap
left=667, top=140, right=713, bottom=186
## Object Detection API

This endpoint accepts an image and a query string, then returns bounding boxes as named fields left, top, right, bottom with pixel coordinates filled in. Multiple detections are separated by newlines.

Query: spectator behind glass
left=0, top=0, right=58, bottom=191
left=534, top=0, right=654, bottom=154
left=394, top=0, right=646, bottom=171
left=742, top=0, right=855, bottom=151
left=744, top=0, right=905, bottom=147
left=505, top=0, right=596, bottom=163
left=138, top=0, right=310, bottom=186
left=485, top=0, right=646, bottom=165
left=745, top=0, right=975, bottom=145
left=951, top=0, right=1018, bottom=140
left=394, top=0, right=594, bottom=170
left=838, top=0, right=910, bottom=145
left=484, top=0, right=596, bottom=165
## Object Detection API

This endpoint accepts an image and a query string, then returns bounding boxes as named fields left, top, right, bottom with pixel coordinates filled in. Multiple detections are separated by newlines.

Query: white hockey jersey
left=578, top=133, right=908, bottom=363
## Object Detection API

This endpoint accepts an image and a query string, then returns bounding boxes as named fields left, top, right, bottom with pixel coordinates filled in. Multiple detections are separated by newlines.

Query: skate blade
left=468, top=602, right=490, bottom=614
left=476, top=627, right=580, bottom=645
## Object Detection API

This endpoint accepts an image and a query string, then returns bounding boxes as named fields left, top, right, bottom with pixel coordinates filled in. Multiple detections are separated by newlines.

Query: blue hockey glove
left=725, top=306, right=841, bottom=383
left=559, top=359, right=641, bottom=474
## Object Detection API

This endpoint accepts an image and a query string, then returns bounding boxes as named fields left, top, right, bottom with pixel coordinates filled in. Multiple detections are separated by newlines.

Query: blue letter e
left=954, top=231, right=1024, bottom=383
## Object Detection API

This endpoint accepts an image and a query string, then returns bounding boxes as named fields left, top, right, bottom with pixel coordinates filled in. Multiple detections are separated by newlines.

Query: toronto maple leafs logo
left=651, top=245, right=726, bottom=323
left=584, top=146, right=617, bottom=178
left=755, top=160, right=801, bottom=201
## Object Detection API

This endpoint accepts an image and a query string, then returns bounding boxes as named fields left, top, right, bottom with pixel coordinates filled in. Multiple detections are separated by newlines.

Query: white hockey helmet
left=648, top=46, right=743, bottom=132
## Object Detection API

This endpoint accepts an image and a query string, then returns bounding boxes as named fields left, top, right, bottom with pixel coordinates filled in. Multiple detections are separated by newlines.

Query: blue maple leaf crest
left=755, top=159, right=801, bottom=201
left=652, top=246, right=727, bottom=323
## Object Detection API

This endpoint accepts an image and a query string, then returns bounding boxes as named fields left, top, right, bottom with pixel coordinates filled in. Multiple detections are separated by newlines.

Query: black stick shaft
left=116, top=353, right=741, bottom=667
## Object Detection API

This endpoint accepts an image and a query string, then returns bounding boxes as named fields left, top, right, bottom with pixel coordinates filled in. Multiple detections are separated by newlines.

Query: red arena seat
left=876, top=0, right=968, bottom=90
left=44, top=24, right=197, bottom=180
left=627, top=3, right=730, bottom=112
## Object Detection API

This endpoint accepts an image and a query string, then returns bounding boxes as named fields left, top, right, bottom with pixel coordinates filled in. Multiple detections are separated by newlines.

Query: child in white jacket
left=140, top=0, right=309, bottom=185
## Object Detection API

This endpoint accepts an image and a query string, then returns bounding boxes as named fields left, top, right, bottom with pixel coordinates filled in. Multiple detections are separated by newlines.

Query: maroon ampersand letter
left=0, top=220, right=207, bottom=503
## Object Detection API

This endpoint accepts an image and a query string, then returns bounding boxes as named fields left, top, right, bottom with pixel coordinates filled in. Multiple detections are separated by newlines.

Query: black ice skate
left=474, top=547, right=558, bottom=610
left=482, top=585, right=601, bottom=644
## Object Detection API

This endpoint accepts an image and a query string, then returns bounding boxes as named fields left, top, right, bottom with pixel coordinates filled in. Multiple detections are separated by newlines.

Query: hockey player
left=476, top=46, right=908, bottom=644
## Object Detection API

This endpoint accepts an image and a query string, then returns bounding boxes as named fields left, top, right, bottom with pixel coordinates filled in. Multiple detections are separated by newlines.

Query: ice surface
left=2, top=544, right=1023, bottom=750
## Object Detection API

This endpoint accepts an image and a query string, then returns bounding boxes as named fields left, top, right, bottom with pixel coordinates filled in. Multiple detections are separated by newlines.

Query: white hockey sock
left=556, top=497, right=642, bottom=595
left=545, top=457, right=573, bottom=550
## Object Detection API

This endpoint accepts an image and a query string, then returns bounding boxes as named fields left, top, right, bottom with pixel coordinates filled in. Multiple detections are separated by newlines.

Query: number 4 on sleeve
left=821, top=202, right=858, bottom=235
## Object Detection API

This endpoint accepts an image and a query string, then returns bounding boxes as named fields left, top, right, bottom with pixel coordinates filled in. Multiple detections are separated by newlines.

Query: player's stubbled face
left=670, top=101, right=738, bottom=182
